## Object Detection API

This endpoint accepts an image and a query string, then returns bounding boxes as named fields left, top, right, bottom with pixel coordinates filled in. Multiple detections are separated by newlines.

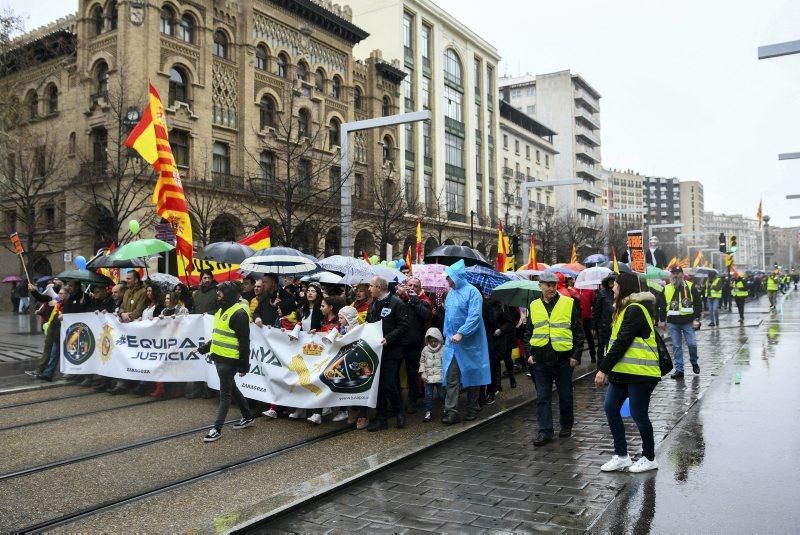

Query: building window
left=108, top=1, right=118, bottom=30
left=443, top=85, right=462, bottom=122
left=527, top=86, right=535, bottom=96
left=160, top=7, right=175, bottom=36
left=179, top=15, right=194, bottom=43
left=277, top=53, right=288, bottom=78
left=421, top=76, right=430, bottom=109
left=382, top=96, right=392, bottom=116
left=424, top=172, right=433, bottom=210
left=502, top=135, right=508, bottom=149
left=353, top=86, right=362, bottom=109
left=298, top=159, right=311, bottom=188
left=511, top=89, right=521, bottom=99
left=445, top=132, right=464, bottom=169
left=168, top=67, right=188, bottom=105
left=46, top=85, right=58, bottom=113
left=405, top=123, right=414, bottom=153
left=68, top=132, right=76, bottom=156
left=315, top=68, right=325, bottom=91
left=91, top=5, right=104, bottom=36
left=405, top=168, right=415, bottom=206
left=474, top=57, right=481, bottom=95
left=34, top=146, right=46, bottom=176
left=383, top=136, right=393, bottom=162
left=329, top=118, right=340, bottom=148
left=354, top=173, right=364, bottom=198
left=330, top=166, right=342, bottom=190
left=403, top=12, right=413, bottom=51
left=443, top=48, right=462, bottom=87
left=446, top=179, right=465, bottom=216
left=545, top=154, right=549, bottom=168
left=255, top=45, right=268, bottom=71
left=26, top=91, right=38, bottom=119
left=297, top=61, right=308, bottom=82
left=486, top=65, right=494, bottom=99
left=213, top=30, right=228, bottom=59
left=260, top=151, right=276, bottom=183
left=169, top=129, right=190, bottom=168
left=421, top=24, right=431, bottom=63
left=423, top=121, right=432, bottom=159
left=331, top=75, right=342, bottom=99
left=527, top=105, right=535, bottom=115
left=536, top=150, right=540, bottom=163
left=514, top=140, right=520, bottom=154
left=259, top=95, right=276, bottom=129
left=212, top=142, right=230, bottom=176
left=525, top=145, right=530, bottom=159
left=298, top=108, right=310, bottom=138
left=91, top=127, right=107, bottom=163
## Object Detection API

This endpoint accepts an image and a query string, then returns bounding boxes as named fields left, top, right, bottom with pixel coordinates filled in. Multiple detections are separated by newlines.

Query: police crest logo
left=63, top=323, right=96, bottom=365
left=99, top=323, right=115, bottom=363
left=320, top=340, right=378, bottom=394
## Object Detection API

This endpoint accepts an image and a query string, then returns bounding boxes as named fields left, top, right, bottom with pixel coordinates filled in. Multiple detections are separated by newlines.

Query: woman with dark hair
left=351, top=283, right=372, bottom=324
left=319, top=295, right=345, bottom=333
left=173, top=283, right=193, bottom=312
left=288, top=283, right=324, bottom=422
left=134, top=283, right=165, bottom=395
left=592, top=274, right=616, bottom=366
left=595, top=272, right=661, bottom=473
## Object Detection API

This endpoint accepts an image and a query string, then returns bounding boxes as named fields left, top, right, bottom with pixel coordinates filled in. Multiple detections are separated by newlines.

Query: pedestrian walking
left=486, top=300, right=518, bottom=403
left=657, top=266, right=701, bottom=379
left=199, top=282, right=255, bottom=442
left=525, top=271, right=584, bottom=447
left=592, top=274, right=616, bottom=365
left=732, top=272, right=748, bottom=323
left=767, top=271, right=779, bottom=310
left=398, top=277, right=432, bottom=414
left=707, top=273, right=722, bottom=327
left=17, top=281, right=29, bottom=314
left=595, top=272, right=661, bottom=473
left=441, top=260, right=491, bottom=424
left=577, top=287, right=596, bottom=362
left=419, top=327, right=444, bottom=422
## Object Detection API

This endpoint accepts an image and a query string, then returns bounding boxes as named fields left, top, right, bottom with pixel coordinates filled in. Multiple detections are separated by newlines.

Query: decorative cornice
left=265, top=0, right=369, bottom=45
left=374, top=61, right=405, bottom=85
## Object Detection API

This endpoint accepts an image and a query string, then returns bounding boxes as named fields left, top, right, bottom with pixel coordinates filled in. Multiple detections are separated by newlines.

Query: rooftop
left=499, top=99, right=557, bottom=142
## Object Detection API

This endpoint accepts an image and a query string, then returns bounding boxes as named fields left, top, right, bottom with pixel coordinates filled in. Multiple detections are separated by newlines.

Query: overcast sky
left=6, top=0, right=800, bottom=227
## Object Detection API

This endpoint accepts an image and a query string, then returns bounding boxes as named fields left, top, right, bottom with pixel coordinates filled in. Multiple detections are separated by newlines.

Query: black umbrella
left=86, top=253, right=146, bottom=269
left=598, top=260, right=633, bottom=274
left=198, top=241, right=255, bottom=266
left=424, top=245, right=492, bottom=268
left=56, top=269, right=114, bottom=286
left=240, top=246, right=323, bottom=275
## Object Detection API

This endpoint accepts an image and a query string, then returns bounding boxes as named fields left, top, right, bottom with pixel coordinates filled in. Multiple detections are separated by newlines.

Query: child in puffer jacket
left=419, top=327, right=444, bottom=422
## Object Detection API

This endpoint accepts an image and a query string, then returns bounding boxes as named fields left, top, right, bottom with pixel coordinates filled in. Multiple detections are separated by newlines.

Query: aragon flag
left=123, top=82, right=193, bottom=270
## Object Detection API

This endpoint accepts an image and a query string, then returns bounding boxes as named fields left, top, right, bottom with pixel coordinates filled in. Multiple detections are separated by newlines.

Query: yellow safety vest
left=210, top=303, right=247, bottom=359
left=665, top=281, right=695, bottom=317
left=709, top=280, right=722, bottom=299
left=732, top=280, right=748, bottom=298
left=767, top=277, right=778, bottom=291
left=529, top=296, right=574, bottom=352
left=607, top=303, right=660, bottom=378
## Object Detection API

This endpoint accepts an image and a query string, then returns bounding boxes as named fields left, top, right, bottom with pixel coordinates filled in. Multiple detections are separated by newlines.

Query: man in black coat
left=592, top=274, right=616, bottom=365
left=398, top=277, right=432, bottom=413
left=366, top=276, right=409, bottom=431
left=645, top=236, right=667, bottom=269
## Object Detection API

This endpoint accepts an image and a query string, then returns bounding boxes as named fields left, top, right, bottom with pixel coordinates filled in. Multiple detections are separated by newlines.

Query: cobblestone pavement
left=258, top=301, right=766, bottom=534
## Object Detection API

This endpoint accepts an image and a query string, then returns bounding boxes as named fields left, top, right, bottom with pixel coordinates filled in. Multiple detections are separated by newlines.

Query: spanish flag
left=679, top=256, right=689, bottom=269
left=405, top=246, right=413, bottom=275
left=693, top=250, right=703, bottom=267
left=611, top=246, right=620, bottom=274
left=415, top=219, right=423, bottom=264
left=569, top=244, right=577, bottom=264
left=178, top=227, right=271, bottom=285
left=756, top=199, right=763, bottom=229
left=496, top=221, right=508, bottom=272
left=524, top=235, right=538, bottom=270
left=124, top=83, right=193, bottom=269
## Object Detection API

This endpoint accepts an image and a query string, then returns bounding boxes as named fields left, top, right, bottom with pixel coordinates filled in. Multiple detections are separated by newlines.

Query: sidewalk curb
left=228, top=367, right=598, bottom=534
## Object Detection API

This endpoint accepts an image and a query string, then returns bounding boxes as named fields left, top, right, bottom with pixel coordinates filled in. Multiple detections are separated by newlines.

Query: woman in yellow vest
left=594, top=272, right=661, bottom=473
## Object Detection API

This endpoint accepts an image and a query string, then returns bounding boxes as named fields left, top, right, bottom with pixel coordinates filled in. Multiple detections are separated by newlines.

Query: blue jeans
left=532, top=360, right=574, bottom=436
left=604, top=381, right=658, bottom=460
left=667, top=322, right=698, bottom=372
left=43, top=334, right=60, bottom=380
left=423, top=382, right=443, bottom=413
left=708, top=298, right=720, bottom=325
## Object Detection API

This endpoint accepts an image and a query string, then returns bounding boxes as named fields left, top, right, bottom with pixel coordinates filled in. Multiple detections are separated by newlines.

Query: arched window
left=331, top=75, right=342, bottom=99
left=255, top=45, right=268, bottom=71
left=260, top=151, right=276, bottom=183
left=168, top=67, right=188, bottom=105
left=298, top=108, right=310, bottom=138
left=178, top=14, right=194, bottom=43
left=276, top=53, right=288, bottom=78
left=329, top=118, right=340, bottom=148
left=108, top=1, right=118, bottom=30
left=26, top=91, right=38, bottom=119
left=68, top=132, right=76, bottom=156
left=213, top=30, right=228, bottom=58
left=383, top=136, right=393, bottom=162
left=47, top=85, right=58, bottom=113
left=259, top=95, right=276, bottom=129
left=160, top=7, right=175, bottom=36
left=297, top=61, right=308, bottom=82
left=444, top=48, right=463, bottom=87
left=315, top=68, right=325, bottom=92
left=96, top=61, right=109, bottom=95
left=91, top=5, right=104, bottom=36
left=354, top=86, right=362, bottom=110
left=382, top=96, right=391, bottom=116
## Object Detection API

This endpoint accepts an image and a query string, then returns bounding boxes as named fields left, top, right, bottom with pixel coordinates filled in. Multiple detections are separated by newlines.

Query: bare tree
left=552, top=211, right=603, bottom=262
left=368, top=166, right=419, bottom=260
left=424, top=185, right=450, bottom=246
left=185, top=182, right=236, bottom=248
left=243, top=88, right=348, bottom=253
left=530, top=207, right=561, bottom=265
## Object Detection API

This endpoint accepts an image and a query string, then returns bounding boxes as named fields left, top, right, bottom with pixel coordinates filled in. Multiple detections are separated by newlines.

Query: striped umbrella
left=464, top=265, right=511, bottom=297
left=240, top=246, right=322, bottom=275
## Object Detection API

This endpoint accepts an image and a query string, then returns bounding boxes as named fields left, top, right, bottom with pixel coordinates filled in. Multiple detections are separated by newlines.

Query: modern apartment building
left=643, top=176, right=682, bottom=249
left=499, top=70, right=602, bottom=228
left=347, top=0, right=502, bottom=250
left=498, top=100, right=557, bottom=231
left=679, top=180, right=705, bottom=246
left=702, top=212, right=761, bottom=270
left=604, top=169, right=645, bottom=229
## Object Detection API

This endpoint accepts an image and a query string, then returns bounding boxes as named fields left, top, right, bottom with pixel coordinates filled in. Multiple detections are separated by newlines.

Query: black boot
left=509, top=375, right=517, bottom=389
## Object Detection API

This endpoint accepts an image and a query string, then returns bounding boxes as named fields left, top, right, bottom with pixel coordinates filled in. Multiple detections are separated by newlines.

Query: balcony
left=448, top=212, right=467, bottom=222
left=503, top=166, right=514, bottom=178
left=79, top=161, right=107, bottom=180
left=575, top=106, right=600, bottom=129
left=211, top=172, right=245, bottom=190
left=445, top=116, right=465, bottom=137
left=516, top=171, right=526, bottom=181
left=576, top=144, right=600, bottom=163
left=577, top=198, right=602, bottom=215
left=250, top=176, right=280, bottom=197
left=574, top=86, right=599, bottom=112
left=575, top=125, right=600, bottom=147
left=576, top=181, right=602, bottom=198
left=445, top=164, right=466, bottom=180
left=576, top=161, right=601, bottom=180
left=89, top=91, right=109, bottom=108
left=424, top=155, right=433, bottom=168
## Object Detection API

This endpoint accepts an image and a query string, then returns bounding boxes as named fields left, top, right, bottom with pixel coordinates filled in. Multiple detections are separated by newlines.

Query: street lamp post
left=339, top=110, right=431, bottom=257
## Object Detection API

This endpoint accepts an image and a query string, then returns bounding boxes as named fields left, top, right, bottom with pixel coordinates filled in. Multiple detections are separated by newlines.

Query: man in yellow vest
left=525, top=272, right=584, bottom=447
left=657, top=266, right=701, bottom=379
left=198, top=281, right=255, bottom=442
left=731, top=272, right=748, bottom=324
left=766, top=271, right=779, bottom=310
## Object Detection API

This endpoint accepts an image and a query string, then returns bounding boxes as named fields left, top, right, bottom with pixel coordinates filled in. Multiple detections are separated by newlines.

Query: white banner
left=60, top=313, right=383, bottom=408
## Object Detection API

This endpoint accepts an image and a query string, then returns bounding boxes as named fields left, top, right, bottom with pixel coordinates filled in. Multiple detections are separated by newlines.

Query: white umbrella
left=240, top=247, right=322, bottom=275
left=301, top=271, right=344, bottom=285
left=319, top=255, right=370, bottom=275
left=574, top=266, right=613, bottom=289
left=516, top=269, right=543, bottom=279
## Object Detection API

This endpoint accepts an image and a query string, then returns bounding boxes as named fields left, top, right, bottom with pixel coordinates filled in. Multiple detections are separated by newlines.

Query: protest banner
left=627, top=230, right=646, bottom=273
left=60, top=312, right=382, bottom=408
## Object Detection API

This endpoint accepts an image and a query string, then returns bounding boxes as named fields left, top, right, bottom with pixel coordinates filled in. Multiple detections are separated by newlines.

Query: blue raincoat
left=442, top=260, right=491, bottom=387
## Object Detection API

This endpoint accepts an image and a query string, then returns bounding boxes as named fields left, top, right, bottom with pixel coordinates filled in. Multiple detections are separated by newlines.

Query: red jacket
left=576, top=289, right=595, bottom=320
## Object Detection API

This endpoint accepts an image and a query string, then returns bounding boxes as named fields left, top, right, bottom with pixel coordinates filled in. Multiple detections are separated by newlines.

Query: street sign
left=154, top=223, right=176, bottom=244
left=627, top=230, right=646, bottom=273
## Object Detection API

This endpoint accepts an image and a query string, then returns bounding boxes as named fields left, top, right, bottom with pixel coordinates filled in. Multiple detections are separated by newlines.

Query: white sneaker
left=288, top=409, right=307, bottom=419
left=262, top=408, right=278, bottom=419
left=601, top=455, right=632, bottom=472
left=332, top=410, right=348, bottom=422
left=629, top=457, right=659, bottom=473
left=307, top=413, right=322, bottom=424
left=321, top=407, right=332, bottom=416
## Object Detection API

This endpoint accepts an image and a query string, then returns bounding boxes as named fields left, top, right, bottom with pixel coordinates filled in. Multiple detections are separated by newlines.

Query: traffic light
left=718, top=233, right=727, bottom=253
left=730, top=235, right=738, bottom=253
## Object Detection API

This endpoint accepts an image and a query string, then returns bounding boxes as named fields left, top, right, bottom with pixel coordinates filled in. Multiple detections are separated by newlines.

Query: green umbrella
left=56, top=269, right=114, bottom=286
left=109, top=238, right=174, bottom=261
left=645, top=264, right=669, bottom=280
left=491, top=280, right=542, bottom=308
left=645, top=279, right=665, bottom=293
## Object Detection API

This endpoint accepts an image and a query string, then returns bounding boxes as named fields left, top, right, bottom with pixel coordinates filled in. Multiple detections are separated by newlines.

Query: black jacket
left=490, top=302, right=517, bottom=356
left=367, top=293, right=408, bottom=360
left=524, top=294, right=585, bottom=365
left=592, top=287, right=614, bottom=337
left=656, top=281, right=702, bottom=325
left=200, top=306, right=251, bottom=374
left=599, top=293, right=660, bottom=384
left=646, top=248, right=667, bottom=269
left=86, top=296, right=116, bottom=313
left=192, top=283, right=219, bottom=314
left=402, top=294, right=432, bottom=347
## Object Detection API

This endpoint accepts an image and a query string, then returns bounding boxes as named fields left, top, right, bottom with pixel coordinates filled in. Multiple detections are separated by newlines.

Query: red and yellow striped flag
left=497, top=221, right=508, bottom=272
left=611, top=246, right=620, bottom=274
left=124, top=83, right=193, bottom=269
left=569, top=244, right=577, bottom=264
left=692, top=250, right=703, bottom=267
left=525, top=235, right=538, bottom=270
left=415, top=219, right=423, bottom=264
left=405, top=246, right=413, bottom=275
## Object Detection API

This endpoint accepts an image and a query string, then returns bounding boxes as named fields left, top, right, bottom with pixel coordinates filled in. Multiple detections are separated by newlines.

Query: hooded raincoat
left=442, top=260, right=491, bottom=387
